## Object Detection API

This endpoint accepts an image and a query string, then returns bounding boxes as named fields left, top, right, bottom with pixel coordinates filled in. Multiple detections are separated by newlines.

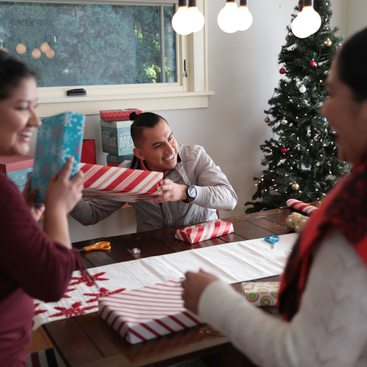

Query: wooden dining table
left=43, top=207, right=295, bottom=367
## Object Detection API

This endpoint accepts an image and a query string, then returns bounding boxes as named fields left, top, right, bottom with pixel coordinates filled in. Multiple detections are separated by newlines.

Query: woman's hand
left=44, top=157, right=84, bottom=214
left=181, top=269, right=218, bottom=314
left=22, top=180, right=45, bottom=221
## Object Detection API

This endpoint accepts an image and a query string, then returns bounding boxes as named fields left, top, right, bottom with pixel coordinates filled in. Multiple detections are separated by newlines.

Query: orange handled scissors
left=81, top=241, right=111, bottom=253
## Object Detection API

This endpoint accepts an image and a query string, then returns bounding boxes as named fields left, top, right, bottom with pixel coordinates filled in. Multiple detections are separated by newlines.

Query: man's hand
left=154, top=179, right=187, bottom=203
left=181, top=269, right=218, bottom=314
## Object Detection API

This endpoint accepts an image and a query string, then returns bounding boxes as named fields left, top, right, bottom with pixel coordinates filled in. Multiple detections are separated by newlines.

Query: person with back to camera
left=71, top=111, right=238, bottom=232
left=181, top=28, right=367, bottom=367
left=0, top=50, right=85, bottom=366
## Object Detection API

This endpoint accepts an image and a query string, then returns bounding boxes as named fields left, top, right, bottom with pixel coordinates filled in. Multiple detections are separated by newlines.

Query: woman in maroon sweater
left=0, top=51, right=84, bottom=366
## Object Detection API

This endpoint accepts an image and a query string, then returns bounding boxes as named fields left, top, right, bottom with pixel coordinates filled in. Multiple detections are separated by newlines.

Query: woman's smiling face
left=0, top=76, right=39, bottom=156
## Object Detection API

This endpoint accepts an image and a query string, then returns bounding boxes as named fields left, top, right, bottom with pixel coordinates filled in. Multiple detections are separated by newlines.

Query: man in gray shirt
left=71, top=112, right=237, bottom=232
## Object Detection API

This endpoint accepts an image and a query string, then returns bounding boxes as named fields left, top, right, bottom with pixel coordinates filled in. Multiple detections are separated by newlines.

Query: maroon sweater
left=0, top=174, right=83, bottom=366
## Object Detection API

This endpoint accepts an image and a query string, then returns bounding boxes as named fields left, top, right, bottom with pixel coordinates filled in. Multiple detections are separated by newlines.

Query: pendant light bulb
left=172, top=1, right=191, bottom=36
left=188, top=3, right=205, bottom=33
left=291, top=3, right=321, bottom=39
left=237, top=3, right=253, bottom=32
left=217, top=0, right=239, bottom=34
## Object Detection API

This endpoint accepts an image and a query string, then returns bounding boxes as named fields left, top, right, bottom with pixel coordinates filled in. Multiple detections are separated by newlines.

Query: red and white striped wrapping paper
left=80, top=163, right=163, bottom=202
left=98, top=281, right=201, bottom=344
left=286, top=199, right=319, bottom=216
left=175, top=219, right=234, bottom=244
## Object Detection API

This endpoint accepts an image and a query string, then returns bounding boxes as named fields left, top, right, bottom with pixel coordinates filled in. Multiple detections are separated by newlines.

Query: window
left=0, top=0, right=211, bottom=115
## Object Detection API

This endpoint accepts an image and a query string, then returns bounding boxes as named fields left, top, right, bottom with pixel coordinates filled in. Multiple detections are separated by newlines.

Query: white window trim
left=4, top=0, right=213, bottom=116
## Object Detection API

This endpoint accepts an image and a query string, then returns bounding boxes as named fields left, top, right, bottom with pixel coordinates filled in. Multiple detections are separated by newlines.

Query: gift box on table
left=100, top=108, right=142, bottom=122
left=106, top=153, right=134, bottom=167
left=241, top=281, right=280, bottom=307
left=81, top=139, right=96, bottom=164
left=99, top=281, right=201, bottom=344
left=0, top=155, right=33, bottom=191
left=31, top=112, right=85, bottom=203
left=80, top=163, right=162, bottom=202
left=100, top=109, right=141, bottom=156
left=175, top=219, right=234, bottom=244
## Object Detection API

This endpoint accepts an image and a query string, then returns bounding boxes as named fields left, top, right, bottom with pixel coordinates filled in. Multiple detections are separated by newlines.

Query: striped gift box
left=175, top=219, right=234, bottom=244
left=80, top=163, right=162, bottom=202
left=98, top=281, right=201, bottom=344
left=286, top=199, right=318, bottom=215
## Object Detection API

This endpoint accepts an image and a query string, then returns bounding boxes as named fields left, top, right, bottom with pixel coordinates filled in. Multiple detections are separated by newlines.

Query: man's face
left=133, top=119, right=178, bottom=172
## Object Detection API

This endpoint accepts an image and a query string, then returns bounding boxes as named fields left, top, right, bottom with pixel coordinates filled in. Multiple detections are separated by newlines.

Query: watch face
left=188, top=185, right=197, bottom=199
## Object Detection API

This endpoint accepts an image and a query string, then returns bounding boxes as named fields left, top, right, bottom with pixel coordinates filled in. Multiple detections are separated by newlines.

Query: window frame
left=2, top=0, right=212, bottom=116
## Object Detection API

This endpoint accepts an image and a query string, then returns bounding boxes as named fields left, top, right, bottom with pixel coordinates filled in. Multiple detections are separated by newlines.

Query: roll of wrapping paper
left=285, top=212, right=308, bottom=233
left=286, top=199, right=318, bottom=215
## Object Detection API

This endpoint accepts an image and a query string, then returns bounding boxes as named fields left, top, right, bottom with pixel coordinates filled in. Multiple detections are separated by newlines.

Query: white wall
left=65, top=0, right=352, bottom=242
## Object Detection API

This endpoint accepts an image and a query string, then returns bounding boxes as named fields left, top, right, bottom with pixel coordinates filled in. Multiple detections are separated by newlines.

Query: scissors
left=80, top=241, right=111, bottom=253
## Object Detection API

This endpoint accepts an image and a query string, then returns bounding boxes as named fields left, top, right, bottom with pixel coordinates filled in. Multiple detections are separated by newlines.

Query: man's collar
left=130, top=154, right=181, bottom=177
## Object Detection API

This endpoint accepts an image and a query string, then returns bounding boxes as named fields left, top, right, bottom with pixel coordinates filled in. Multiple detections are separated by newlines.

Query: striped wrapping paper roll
left=80, top=163, right=163, bottom=202
left=286, top=199, right=319, bottom=215
left=175, top=219, right=234, bottom=244
left=99, top=281, right=201, bottom=344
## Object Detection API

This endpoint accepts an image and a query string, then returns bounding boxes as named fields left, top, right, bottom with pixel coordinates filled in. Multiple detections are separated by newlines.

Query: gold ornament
left=281, top=118, right=288, bottom=125
left=32, top=48, right=41, bottom=59
left=291, top=182, right=300, bottom=190
left=324, top=38, right=332, bottom=46
left=16, top=42, right=27, bottom=55
left=264, top=116, right=270, bottom=123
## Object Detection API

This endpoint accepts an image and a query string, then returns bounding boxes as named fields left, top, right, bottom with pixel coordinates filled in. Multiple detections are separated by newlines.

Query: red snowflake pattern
left=62, top=286, right=76, bottom=299
left=84, top=287, right=126, bottom=303
left=69, top=271, right=109, bottom=287
left=33, top=302, right=48, bottom=316
left=49, top=302, right=96, bottom=318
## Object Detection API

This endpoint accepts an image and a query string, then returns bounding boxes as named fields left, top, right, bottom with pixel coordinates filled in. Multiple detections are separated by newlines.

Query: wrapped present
left=100, top=119, right=134, bottom=156
left=81, top=139, right=96, bottom=164
left=80, top=163, right=162, bottom=202
left=175, top=219, right=234, bottom=244
left=31, top=112, right=85, bottom=203
left=99, top=281, right=201, bottom=344
left=241, top=281, right=279, bottom=307
left=286, top=199, right=318, bottom=215
left=106, top=153, right=134, bottom=167
left=285, top=212, right=308, bottom=233
left=100, top=108, right=142, bottom=122
left=0, top=155, right=33, bottom=191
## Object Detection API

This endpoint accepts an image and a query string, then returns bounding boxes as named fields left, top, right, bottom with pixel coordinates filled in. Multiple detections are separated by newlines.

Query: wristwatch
left=184, top=185, right=197, bottom=203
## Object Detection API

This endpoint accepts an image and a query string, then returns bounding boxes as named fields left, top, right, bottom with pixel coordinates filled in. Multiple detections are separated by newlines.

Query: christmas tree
left=245, top=0, right=349, bottom=213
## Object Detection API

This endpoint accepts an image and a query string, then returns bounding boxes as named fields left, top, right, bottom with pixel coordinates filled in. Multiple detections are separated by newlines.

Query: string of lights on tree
left=245, top=0, right=349, bottom=213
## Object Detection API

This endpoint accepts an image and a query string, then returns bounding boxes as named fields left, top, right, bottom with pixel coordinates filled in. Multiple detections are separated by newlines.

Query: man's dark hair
left=0, top=50, right=36, bottom=100
left=130, top=111, right=168, bottom=146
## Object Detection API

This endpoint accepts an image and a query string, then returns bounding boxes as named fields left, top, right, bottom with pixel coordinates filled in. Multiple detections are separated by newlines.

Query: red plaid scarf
left=278, top=154, right=367, bottom=320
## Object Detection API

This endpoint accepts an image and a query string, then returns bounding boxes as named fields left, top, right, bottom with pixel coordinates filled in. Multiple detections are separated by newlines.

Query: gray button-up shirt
left=71, top=144, right=238, bottom=232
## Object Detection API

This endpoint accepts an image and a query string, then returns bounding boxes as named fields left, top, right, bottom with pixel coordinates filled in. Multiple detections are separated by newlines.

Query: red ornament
left=279, top=67, right=286, bottom=74
left=281, top=147, right=288, bottom=154
left=309, top=59, right=318, bottom=68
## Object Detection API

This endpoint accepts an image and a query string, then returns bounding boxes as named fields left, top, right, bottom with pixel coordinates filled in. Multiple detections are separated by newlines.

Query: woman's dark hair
left=0, top=50, right=36, bottom=101
left=338, top=27, right=367, bottom=101
left=130, top=111, right=167, bottom=145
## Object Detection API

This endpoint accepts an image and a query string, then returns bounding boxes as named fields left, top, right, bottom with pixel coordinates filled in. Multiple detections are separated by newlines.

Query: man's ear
left=133, top=147, right=145, bottom=161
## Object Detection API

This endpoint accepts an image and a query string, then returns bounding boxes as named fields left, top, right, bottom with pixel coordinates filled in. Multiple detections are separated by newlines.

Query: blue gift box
left=101, top=120, right=134, bottom=156
left=0, top=155, right=33, bottom=191
left=31, top=112, right=85, bottom=203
